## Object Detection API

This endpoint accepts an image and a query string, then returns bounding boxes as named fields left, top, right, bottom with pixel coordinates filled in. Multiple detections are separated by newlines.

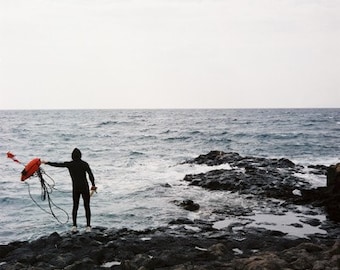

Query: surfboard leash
left=26, top=169, right=69, bottom=224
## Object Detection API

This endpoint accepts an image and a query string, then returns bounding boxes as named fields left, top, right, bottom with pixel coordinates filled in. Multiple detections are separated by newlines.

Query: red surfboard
left=21, top=158, right=41, bottom=181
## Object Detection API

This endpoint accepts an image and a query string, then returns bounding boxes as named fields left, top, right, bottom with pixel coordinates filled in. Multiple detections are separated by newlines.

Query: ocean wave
left=97, top=120, right=135, bottom=127
left=97, top=120, right=119, bottom=126
left=0, top=197, right=17, bottom=205
left=207, top=137, right=232, bottom=144
left=189, top=130, right=204, bottom=135
left=0, top=196, right=30, bottom=206
left=129, top=151, right=145, bottom=156
left=164, top=136, right=192, bottom=141
left=255, top=133, right=305, bottom=140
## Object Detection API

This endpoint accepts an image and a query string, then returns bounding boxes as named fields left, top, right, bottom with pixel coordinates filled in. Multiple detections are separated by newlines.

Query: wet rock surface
left=1, top=222, right=340, bottom=270
left=183, top=151, right=340, bottom=220
left=1, top=151, right=340, bottom=270
left=183, top=151, right=311, bottom=200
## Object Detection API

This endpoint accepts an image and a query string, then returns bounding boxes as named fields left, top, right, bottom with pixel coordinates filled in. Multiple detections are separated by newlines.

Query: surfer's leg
left=72, top=190, right=81, bottom=226
left=82, top=191, right=91, bottom=227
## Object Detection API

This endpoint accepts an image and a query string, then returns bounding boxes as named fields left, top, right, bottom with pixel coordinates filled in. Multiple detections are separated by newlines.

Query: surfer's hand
left=91, top=186, right=97, bottom=191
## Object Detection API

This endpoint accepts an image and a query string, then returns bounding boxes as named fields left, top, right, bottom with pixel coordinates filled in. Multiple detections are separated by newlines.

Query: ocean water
left=0, top=109, right=339, bottom=244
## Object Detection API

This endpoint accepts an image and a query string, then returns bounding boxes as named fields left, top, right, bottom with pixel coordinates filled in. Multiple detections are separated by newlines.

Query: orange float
left=21, top=158, right=41, bottom=181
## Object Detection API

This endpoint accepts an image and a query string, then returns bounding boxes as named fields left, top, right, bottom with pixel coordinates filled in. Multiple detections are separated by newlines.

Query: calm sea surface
left=0, top=109, right=339, bottom=244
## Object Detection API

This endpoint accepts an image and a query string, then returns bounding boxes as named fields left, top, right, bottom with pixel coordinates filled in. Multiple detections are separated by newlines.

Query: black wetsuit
left=46, top=159, right=95, bottom=227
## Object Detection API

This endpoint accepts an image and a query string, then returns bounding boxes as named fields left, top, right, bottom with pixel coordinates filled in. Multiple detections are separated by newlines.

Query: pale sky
left=0, top=0, right=339, bottom=109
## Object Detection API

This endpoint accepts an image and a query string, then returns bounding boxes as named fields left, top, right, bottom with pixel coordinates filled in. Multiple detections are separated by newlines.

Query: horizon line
left=0, top=107, right=339, bottom=111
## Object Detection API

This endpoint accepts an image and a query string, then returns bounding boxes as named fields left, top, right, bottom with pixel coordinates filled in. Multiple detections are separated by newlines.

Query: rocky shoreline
left=1, top=151, right=340, bottom=270
left=1, top=224, right=339, bottom=270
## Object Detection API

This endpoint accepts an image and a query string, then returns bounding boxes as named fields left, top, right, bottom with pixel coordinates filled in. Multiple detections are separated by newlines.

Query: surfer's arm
left=44, top=161, right=69, bottom=168
left=87, top=166, right=95, bottom=187
left=84, top=162, right=95, bottom=186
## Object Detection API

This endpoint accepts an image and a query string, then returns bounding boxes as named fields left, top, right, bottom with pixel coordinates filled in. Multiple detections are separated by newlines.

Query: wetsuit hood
left=72, top=148, right=82, bottom=160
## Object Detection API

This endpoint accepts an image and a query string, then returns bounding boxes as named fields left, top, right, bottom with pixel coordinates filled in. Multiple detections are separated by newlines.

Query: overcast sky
left=1, top=0, right=339, bottom=109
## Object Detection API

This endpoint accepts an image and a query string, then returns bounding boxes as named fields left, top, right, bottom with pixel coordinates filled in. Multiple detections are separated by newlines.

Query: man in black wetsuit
left=44, top=148, right=96, bottom=233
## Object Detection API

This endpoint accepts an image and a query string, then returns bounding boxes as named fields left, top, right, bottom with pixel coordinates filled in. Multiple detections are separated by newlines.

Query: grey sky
left=1, top=0, right=339, bottom=109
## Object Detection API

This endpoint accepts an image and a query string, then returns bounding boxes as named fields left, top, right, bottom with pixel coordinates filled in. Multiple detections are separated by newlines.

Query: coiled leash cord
left=26, top=168, right=69, bottom=224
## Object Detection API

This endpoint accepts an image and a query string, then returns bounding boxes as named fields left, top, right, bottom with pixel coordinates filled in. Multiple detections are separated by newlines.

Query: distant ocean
left=1, top=109, right=339, bottom=244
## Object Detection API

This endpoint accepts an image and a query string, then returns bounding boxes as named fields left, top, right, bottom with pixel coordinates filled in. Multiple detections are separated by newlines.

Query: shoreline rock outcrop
left=183, top=151, right=340, bottom=222
left=1, top=222, right=339, bottom=270
left=1, top=222, right=340, bottom=270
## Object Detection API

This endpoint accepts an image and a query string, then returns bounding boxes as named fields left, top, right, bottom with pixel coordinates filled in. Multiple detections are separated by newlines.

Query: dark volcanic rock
left=183, top=157, right=310, bottom=201
left=184, top=151, right=243, bottom=166
left=173, top=199, right=200, bottom=211
left=179, top=199, right=200, bottom=211
left=184, top=150, right=299, bottom=170
left=0, top=225, right=338, bottom=270
left=299, top=187, right=340, bottom=222
left=326, top=163, right=340, bottom=189
left=183, top=151, right=340, bottom=222
left=224, top=241, right=340, bottom=270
